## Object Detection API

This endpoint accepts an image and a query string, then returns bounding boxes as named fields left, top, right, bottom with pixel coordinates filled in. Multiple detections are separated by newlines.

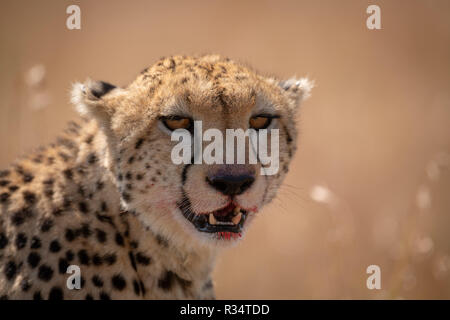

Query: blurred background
left=1, top=0, right=449, bottom=299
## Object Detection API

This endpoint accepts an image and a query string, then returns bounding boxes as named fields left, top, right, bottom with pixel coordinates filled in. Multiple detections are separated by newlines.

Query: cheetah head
left=72, top=55, right=312, bottom=248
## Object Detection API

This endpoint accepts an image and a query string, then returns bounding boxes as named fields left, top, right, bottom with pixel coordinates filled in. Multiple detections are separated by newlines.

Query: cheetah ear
left=278, top=77, right=314, bottom=106
left=71, top=79, right=119, bottom=126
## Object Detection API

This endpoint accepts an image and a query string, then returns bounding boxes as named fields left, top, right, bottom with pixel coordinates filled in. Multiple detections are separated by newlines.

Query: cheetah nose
left=206, top=174, right=255, bottom=196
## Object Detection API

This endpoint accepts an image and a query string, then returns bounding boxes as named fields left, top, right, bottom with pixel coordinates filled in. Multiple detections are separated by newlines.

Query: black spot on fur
left=85, top=135, right=94, bottom=144
left=66, top=250, right=75, bottom=261
left=99, top=292, right=110, bottom=300
left=51, top=207, right=63, bottom=217
left=95, top=229, right=107, bottom=243
left=203, top=279, right=213, bottom=290
left=80, top=223, right=92, bottom=238
left=48, top=287, right=63, bottom=300
left=136, top=252, right=151, bottom=266
left=0, top=192, right=10, bottom=203
left=133, top=279, right=141, bottom=295
left=135, top=138, right=144, bottom=149
left=33, top=291, right=42, bottom=300
left=44, top=188, right=54, bottom=198
left=78, top=186, right=86, bottom=199
left=85, top=294, right=94, bottom=300
left=96, top=213, right=115, bottom=226
left=156, top=234, right=169, bottom=247
left=22, top=173, right=34, bottom=183
left=139, top=280, right=147, bottom=296
left=158, top=270, right=191, bottom=292
left=41, top=218, right=54, bottom=232
left=63, top=197, right=72, bottom=209
left=111, top=274, right=127, bottom=291
left=97, top=180, right=104, bottom=190
left=38, top=265, right=54, bottom=282
left=158, top=271, right=174, bottom=291
left=92, top=275, right=104, bottom=287
left=21, top=278, right=32, bottom=292
left=58, top=152, right=70, bottom=162
left=0, top=180, right=9, bottom=187
left=78, top=249, right=90, bottom=265
left=115, top=233, right=125, bottom=246
left=4, top=261, right=17, bottom=280
left=28, top=252, right=41, bottom=268
left=128, top=252, right=137, bottom=271
left=130, top=241, right=138, bottom=249
left=87, top=153, right=97, bottom=164
left=92, top=254, right=103, bottom=266
left=49, top=240, right=62, bottom=253
left=78, top=202, right=89, bottom=214
left=57, top=136, right=76, bottom=149
left=15, top=233, right=27, bottom=250
left=43, top=178, right=54, bottom=186
left=0, top=170, right=10, bottom=178
left=0, top=232, right=9, bottom=249
left=65, top=228, right=76, bottom=242
left=30, top=236, right=42, bottom=249
left=122, top=192, right=131, bottom=202
left=63, top=169, right=73, bottom=180
left=11, top=207, right=33, bottom=226
left=104, top=253, right=117, bottom=265
left=58, top=258, right=69, bottom=274
left=23, top=191, right=36, bottom=205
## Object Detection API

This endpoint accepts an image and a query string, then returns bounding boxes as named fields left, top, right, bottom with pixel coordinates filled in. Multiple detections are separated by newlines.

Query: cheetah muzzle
left=178, top=195, right=249, bottom=236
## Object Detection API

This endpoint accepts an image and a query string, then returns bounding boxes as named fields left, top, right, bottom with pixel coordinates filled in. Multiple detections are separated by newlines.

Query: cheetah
left=0, top=55, right=312, bottom=299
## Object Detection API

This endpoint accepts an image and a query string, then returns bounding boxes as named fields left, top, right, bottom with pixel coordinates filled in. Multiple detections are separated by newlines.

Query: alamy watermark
left=66, top=265, right=81, bottom=290
left=366, top=265, right=381, bottom=290
left=366, top=5, right=381, bottom=30
left=170, top=121, right=280, bottom=175
left=66, top=5, right=81, bottom=30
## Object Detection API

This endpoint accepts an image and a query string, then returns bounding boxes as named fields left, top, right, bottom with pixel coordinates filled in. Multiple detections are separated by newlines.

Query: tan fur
left=0, top=55, right=311, bottom=299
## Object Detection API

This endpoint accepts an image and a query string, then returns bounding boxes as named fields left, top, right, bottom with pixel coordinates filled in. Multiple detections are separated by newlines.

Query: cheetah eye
left=161, top=116, right=193, bottom=131
left=249, top=115, right=277, bottom=130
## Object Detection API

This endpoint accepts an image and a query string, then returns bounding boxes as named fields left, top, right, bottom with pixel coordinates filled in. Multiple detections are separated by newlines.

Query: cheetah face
left=72, top=56, right=312, bottom=247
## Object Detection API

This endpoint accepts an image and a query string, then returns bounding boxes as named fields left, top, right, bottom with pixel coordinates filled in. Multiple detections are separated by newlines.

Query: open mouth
left=178, top=195, right=248, bottom=234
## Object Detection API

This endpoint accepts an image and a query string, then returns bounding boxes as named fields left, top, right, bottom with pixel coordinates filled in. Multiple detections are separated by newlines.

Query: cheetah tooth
left=209, top=213, right=217, bottom=225
left=232, top=212, right=242, bottom=225
left=233, top=206, right=241, bottom=216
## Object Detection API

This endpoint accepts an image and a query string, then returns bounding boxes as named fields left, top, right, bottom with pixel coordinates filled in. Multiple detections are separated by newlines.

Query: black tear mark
left=282, top=123, right=293, bottom=145
left=181, top=163, right=193, bottom=185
